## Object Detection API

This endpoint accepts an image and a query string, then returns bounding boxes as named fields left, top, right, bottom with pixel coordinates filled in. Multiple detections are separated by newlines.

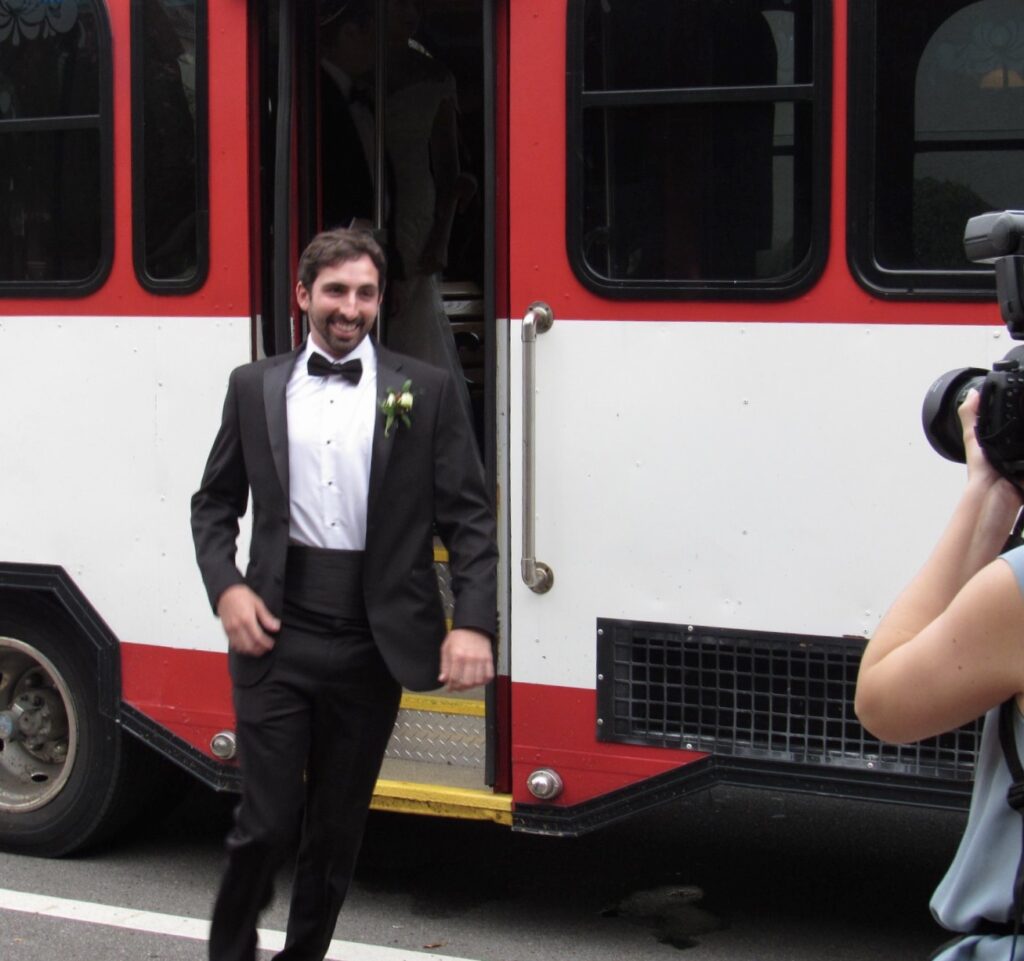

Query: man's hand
left=216, top=584, right=280, bottom=656
left=438, top=628, right=494, bottom=692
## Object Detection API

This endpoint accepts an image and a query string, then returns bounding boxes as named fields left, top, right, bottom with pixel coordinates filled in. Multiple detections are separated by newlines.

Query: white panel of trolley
left=509, top=318, right=1012, bottom=690
left=0, top=314, right=251, bottom=653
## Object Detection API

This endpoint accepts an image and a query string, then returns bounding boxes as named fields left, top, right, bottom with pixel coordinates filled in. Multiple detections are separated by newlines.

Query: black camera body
left=922, top=212, right=1024, bottom=479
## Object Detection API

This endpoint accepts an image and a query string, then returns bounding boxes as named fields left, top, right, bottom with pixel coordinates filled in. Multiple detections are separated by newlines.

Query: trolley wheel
left=0, top=614, right=164, bottom=857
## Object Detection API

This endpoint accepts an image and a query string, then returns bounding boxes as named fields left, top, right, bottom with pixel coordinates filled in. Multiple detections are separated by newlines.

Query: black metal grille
left=596, top=619, right=981, bottom=780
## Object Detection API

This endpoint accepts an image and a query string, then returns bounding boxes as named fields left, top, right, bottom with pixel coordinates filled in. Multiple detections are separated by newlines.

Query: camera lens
left=921, top=367, right=987, bottom=463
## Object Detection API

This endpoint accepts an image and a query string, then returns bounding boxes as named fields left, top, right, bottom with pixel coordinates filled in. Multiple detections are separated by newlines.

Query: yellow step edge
left=433, top=545, right=450, bottom=563
left=399, top=692, right=485, bottom=717
left=371, top=779, right=512, bottom=825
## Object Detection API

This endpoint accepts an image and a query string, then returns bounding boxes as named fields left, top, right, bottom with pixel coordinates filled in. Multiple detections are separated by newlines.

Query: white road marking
left=0, top=887, right=482, bottom=961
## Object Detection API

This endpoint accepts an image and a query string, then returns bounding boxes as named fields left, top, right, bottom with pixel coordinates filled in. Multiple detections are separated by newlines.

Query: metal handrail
left=521, top=302, right=554, bottom=594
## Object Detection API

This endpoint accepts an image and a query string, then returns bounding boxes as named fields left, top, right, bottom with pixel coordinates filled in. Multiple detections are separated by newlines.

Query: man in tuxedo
left=191, top=228, right=497, bottom=961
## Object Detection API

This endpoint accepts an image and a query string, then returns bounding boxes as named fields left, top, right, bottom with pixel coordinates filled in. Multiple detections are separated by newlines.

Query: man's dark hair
left=297, top=228, right=387, bottom=292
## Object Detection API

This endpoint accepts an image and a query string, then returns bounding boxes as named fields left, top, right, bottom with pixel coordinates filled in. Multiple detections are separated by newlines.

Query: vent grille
left=596, top=619, right=980, bottom=780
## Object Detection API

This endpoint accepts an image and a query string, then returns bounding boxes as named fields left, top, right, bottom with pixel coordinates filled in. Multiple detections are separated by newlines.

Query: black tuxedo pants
left=209, top=549, right=402, bottom=961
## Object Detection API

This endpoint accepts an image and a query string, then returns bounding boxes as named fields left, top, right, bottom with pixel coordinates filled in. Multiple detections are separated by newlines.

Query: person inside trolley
left=856, top=390, right=1024, bottom=961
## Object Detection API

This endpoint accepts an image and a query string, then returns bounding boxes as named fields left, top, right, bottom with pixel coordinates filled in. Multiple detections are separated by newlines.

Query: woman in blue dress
left=857, top=389, right=1024, bottom=960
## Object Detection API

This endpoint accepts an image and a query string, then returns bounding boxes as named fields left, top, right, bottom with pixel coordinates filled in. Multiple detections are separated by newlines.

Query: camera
left=922, top=211, right=1024, bottom=478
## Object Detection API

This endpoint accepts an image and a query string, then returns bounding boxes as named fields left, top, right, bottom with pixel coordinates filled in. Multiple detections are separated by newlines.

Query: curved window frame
left=0, top=0, right=114, bottom=299
left=130, top=0, right=210, bottom=294
left=565, top=0, right=833, bottom=301
left=846, top=1, right=1023, bottom=301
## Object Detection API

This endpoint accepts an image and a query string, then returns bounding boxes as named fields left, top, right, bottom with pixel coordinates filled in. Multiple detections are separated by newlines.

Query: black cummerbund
left=284, top=545, right=366, bottom=621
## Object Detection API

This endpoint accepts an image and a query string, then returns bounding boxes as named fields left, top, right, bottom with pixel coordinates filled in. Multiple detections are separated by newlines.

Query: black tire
left=0, top=610, right=185, bottom=856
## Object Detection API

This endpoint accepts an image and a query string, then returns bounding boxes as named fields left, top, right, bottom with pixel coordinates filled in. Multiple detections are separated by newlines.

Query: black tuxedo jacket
left=191, top=342, right=497, bottom=691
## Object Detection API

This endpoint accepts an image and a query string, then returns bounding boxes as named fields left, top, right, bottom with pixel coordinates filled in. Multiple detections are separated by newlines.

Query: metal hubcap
left=0, top=637, right=77, bottom=813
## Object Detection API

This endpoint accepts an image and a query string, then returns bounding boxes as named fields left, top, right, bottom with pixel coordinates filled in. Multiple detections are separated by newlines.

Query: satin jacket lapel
left=263, top=346, right=302, bottom=497
left=369, top=347, right=407, bottom=520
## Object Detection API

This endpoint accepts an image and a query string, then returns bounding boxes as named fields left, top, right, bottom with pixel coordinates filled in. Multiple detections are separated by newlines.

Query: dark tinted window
left=568, top=0, right=830, bottom=299
left=849, top=0, right=1024, bottom=298
left=583, top=2, right=813, bottom=89
left=132, top=0, right=209, bottom=291
left=0, top=1, right=112, bottom=293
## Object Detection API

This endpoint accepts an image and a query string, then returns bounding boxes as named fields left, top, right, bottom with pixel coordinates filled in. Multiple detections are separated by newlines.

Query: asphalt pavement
left=0, top=782, right=967, bottom=960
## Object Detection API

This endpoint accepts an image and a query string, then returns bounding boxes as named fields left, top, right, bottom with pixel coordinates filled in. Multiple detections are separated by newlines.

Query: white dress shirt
left=286, top=336, right=377, bottom=550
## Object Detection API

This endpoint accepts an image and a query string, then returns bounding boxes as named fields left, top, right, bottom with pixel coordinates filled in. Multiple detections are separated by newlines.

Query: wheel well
left=0, top=564, right=121, bottom=721
left=0, top=564, right=238, bottom=794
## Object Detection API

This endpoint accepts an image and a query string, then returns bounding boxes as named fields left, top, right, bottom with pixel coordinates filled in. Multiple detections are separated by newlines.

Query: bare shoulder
left=949, top=553, right=1024, bottom=638
left=859, top=556, right=1024, bottom=743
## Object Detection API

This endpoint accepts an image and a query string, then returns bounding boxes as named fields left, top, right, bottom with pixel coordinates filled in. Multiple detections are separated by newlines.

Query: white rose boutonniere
left=380, top=379, right=415, bottom=437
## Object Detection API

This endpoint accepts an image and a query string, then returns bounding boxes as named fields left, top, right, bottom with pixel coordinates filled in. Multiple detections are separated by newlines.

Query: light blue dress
left=928, top=545, right=1024, bottom=960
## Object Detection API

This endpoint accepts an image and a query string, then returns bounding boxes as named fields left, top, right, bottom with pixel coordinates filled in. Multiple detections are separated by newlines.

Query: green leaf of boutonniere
left=379, top=379, right=415, bottom=437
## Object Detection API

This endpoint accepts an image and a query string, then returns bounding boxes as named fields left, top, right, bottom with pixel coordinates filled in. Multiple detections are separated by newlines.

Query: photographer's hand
left=855, top=389, right=1024, bottom=743
left=959, top=389, right=1023, bottom=560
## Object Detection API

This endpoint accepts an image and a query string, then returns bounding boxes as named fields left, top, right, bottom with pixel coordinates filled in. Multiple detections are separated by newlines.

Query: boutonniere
left=379, top=380, right=415, bottom=437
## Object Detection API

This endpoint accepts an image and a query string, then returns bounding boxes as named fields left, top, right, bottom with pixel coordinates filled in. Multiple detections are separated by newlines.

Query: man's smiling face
left=297, top=255, right=382, bottom=359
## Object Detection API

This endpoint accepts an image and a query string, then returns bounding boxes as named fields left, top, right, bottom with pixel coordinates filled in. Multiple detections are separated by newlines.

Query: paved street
left=0, top=782, right=966, bottom=960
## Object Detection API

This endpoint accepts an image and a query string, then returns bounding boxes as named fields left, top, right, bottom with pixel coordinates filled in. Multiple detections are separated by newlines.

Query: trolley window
left=848, top=0, right=1024, bottom=300
left=0, top=0, right=113, bottom=296
left=131, top=0, right=209, bottom=292
left=566, top=0, right=831, bottom=300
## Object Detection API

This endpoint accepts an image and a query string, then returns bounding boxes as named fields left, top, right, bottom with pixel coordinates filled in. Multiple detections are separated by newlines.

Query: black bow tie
left=307, top=353, right=362, bottom=384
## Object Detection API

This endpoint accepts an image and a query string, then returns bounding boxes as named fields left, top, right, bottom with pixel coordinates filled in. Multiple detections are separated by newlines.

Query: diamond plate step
left=385, top=693, right=485, bottom=768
